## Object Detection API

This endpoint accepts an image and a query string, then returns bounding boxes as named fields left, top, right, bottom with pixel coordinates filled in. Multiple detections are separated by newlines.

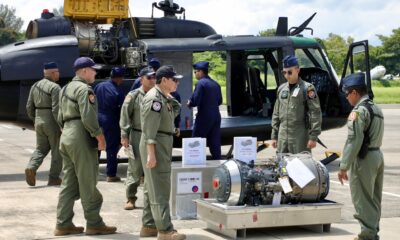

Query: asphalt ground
left=0, top=104, right=399, bottom=239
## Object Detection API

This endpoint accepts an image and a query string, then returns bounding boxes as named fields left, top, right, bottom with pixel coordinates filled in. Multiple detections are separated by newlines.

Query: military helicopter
left=0, top=0, right=372, bottom=151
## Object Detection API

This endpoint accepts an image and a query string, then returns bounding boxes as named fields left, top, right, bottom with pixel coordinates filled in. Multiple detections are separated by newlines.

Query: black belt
left=368, top=147, right=380, bottom=151
left=64, top=116, right=81, bottom=123
left=134, top=128, right=173, bottom=136
left=158, top=130, right=174, bottom=136
left=36, top=107, right=51, bottom=109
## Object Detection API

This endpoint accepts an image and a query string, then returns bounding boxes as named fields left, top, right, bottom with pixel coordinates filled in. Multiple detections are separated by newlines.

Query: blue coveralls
left=189, top=76, right=222, bottom=159
left=94, top=80, right=124, bottom=177
left=130, top=77, right=141, bottom=91
left=131, top=80, right=181, bottom=128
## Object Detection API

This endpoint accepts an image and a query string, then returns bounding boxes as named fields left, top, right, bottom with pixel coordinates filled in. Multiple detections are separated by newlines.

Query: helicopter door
left=340, top=40, right=373, bottom=99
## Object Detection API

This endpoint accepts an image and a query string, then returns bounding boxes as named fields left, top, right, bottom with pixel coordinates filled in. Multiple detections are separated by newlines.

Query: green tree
left=320, top=33, right=350, bottom=75
left=376, top=28, right=400, bottom=74
left=0, top=4, right=23, bottom=31
left=0, top=4, right=24, bottom=46
left=258, top=28, right=276, bottom=37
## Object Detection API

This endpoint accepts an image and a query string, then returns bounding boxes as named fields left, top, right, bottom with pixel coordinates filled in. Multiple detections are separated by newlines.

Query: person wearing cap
left=132, top=58, right=182, bottom=137
left=55, top=57, right=116, bottom=236
left=25, top=62, right=62, bottom=186
left=338, top=72, right=384, bottom=240
left=187, top=61, right=222, bottom=160
left=94, top=67, right=125, bottom=182
left=131, top=58, right=161, bottom=91
left=120, top=67, right=156, bottom=210
left=139, top=65, right=185, bottom=240
left=271, top=55, right=322, bottom=154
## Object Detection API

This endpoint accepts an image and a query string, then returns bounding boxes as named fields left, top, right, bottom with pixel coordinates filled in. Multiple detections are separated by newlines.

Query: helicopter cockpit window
left=295, top=48, right=335, bottom=115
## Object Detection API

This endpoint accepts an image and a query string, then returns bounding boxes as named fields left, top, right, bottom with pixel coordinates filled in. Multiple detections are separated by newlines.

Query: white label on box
left=278, top=176, right=293, bottom=194
left=233, top=137, right=257, bottom=164
left=182, top=138, right=206, bottom=165
left=177, top=172, right=202, bottom=194
left=286, top=157, right=315, bottom=188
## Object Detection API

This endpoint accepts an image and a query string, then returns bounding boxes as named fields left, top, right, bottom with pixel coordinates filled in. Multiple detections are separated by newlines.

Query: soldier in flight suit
left=187, top=61, right=222, bottom=160
left=271, top=55, right=322, bottom=153
left=54, top=57, right=116, bottom=236
left=120, top=67, right=156, bottom=210
left=338, top=72, right=384, bottom=240
left=131, top=58, right=182, bottom=135
left=139, top=66, right=185, bottom=240
left=94, top=67, right=125, bottom=182
left=25, top=62, right=62, bottom=186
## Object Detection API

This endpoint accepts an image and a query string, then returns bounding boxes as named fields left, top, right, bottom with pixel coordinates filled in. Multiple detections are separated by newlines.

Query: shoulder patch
left=151, top=100, right=162, bottom=112
left=348, top=111, right=358, bottom=121
left=307, top=89, right=316, bottom=99
left=124, top=95, right=132, bottom=103
left=281, top=90, right=289, bottom=99
left=88, top=93, right=96, bottom=104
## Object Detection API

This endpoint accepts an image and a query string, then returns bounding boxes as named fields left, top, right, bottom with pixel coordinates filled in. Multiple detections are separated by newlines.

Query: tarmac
left=0, top=104, right=399, bottom=240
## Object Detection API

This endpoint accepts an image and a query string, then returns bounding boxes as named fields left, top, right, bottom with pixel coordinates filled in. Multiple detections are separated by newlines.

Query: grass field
left=218, top=80, right=400, bottom=105
left=371, top=80, right=400, bottom=104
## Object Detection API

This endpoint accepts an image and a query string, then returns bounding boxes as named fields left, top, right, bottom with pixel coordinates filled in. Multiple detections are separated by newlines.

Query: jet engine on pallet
left=212, top=153, right=330, bottom=206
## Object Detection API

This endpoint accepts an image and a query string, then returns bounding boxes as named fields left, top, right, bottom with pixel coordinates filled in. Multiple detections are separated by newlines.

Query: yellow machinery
left=63, top=0, right=129, bottom=24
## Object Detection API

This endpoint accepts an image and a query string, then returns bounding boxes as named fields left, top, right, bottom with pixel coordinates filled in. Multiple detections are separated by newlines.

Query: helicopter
left=0, top=0, right=372, bottom=151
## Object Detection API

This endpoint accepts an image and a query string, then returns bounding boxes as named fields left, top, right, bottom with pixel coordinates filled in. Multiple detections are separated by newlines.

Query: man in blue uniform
left=187, top=61, right=222, bottom=160
left=94, top=67, right=125, bottom=182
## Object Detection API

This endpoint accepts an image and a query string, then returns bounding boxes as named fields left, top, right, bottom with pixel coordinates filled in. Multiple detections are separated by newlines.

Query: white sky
left=1, top=0, right=399, bottom=46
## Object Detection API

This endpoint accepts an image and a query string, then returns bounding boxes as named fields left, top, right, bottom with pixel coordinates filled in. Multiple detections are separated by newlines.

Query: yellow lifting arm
left=63, top=0, right=129, bottom=24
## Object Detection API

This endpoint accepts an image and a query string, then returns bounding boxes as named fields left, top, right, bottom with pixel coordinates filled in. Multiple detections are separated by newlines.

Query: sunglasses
left=146, top=76, right=156, bottom=80
left=168, top=77, right=179, bottom=83
left=281, top=70, right=293, bottom=76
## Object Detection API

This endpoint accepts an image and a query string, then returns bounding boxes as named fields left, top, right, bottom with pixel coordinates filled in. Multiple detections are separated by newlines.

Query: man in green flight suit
left=338, top=72, right=384, bottom=240
left=54, top=57, right=116, bottom=236
left=25, top=62, right=62, bottom=186
left=120, top=67, right=156, bottom=210
left=139, top=65, right=184, bottom=240
left=271, top=55, right=322, bottom=153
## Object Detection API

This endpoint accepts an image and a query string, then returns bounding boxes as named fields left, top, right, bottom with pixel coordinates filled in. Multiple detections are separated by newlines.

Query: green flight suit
left=26, top=78, right=62, bottom=180
left=120, top=87, right=146, bottom=202
left=340, top=95, right=384, bottom=240
left=271, top=78, right=322, bottom=153
left=139, top=86, right=180, bottom=231
left=56, top=76, right=105, bottom=229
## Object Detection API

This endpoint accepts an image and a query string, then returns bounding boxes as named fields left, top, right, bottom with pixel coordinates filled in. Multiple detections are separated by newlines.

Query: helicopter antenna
left=288, top=12, right=316, bottom=36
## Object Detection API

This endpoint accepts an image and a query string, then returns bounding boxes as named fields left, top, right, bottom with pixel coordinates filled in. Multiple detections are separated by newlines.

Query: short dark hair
left=347, top=85, right=367, bottom=96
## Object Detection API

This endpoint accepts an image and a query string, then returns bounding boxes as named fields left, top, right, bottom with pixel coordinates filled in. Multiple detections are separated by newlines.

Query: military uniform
left=139, top=85, right=180, bottom=231
left=94, top=79, right=124, bottom=178
left=271, top=78, right=322, bottom=153
left=340, top=74, right=384, bottom=240
left=56, top=76, right=105, bottom=229
left=189, top=61, right=222, bottom=160
left=26, top=77, right=62, bottom=183
left=120, top=87, right=146, bottom=203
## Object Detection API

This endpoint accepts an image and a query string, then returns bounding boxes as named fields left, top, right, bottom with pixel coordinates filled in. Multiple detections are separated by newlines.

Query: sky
left=1, top=0, right=399, bottom=46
